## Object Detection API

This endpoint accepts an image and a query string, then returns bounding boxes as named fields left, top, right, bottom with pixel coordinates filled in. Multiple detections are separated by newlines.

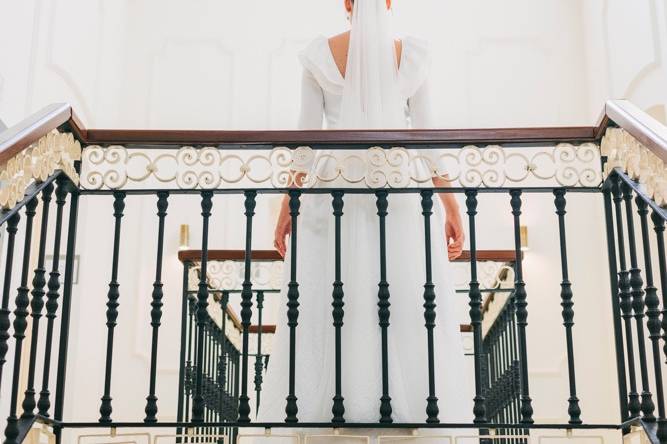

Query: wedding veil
left=338, top=0, right=405, bottom=129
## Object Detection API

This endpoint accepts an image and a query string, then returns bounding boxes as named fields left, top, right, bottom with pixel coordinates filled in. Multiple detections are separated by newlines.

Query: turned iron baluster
left=509, top=190, right=533, bottom=424
left=99, top=191, right=126, bottom=424
left=193, top=191, right=213, bottom=422
left=652, top=212, right=667, bottom=365
left=331, top=191, right=346, bottom=424
left=376, top=190, right=393, bottom=423
left=622, top=183, right=655, bottom=421
left=603, top=180, right=630, bottom=426
left=145, top=191, right=169, bottom=422
left=255, top=290, right=265, bottom=414
left=466, top=190, right=488, bottom=424
left=53, top=183, right=80, bottom=444
left=611, top=179, right=640, bottom=418
left=285, top=190, right=301, bottom=423
left=238, top=190, right=257, bottom=423
left=177, top=262, right=191, bottom=443
left=420, top=190, right=440, bottom=423
left=553, top=189, right=582, bottom=424
left=3, top=197, right=38, bottom=444
left=636, top=197, right=667, bottom=438
left=37, top=179, right=68, bottom=417
left=21, top=183, right=54, bottom=419
left=0, top=213, right=20, bottom=392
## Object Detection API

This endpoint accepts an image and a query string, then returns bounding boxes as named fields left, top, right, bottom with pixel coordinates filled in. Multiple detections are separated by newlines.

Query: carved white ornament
left=602, top=128, right=667, bottom=207
left=0, top=131, right=81, bottom=209
left=80, top=143, right=602, bottom=190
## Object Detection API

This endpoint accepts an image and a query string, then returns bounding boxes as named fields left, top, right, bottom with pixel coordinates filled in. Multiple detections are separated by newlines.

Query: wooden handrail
left=0, top=103, right=85, bottom=165
left=180, top=249, right=515, bottom=264
left=605, top=100, right=667, bottom=163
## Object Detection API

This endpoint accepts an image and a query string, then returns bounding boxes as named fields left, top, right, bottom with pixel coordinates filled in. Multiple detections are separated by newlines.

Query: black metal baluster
left=3, top=197, right=38, bottom=444
left=285, top=190, right=301, bottom=423
left=193, top=191, right=213, bottom=422
left=331, top=191, right=345, bottom=424
left=177, top=263, right=191, bottom=443
left=21, top=183, right=54, bottom=419
left=603, top=182, right=630, bottom=425
left=376, top=190, right=393, bottom=423
left=254, top=290, right=264, bottom=414
left=0, top=213, right=20, bottom=392
left=144, top=192, right=169, bottom=422
left=37, top=179, right=67, bottom=418
left=611, top=179, right=639, bottom=418
left=622, top=183, right=655, bottom=421
left=636, top=197, right=667, bottom=438
left=238, top=190, right=256, bottom=422
left=653, top=212, right=667, bottom=365
left=553, top=189, right=582, bottom=424
left=98, top=191, right=126, bottom=424
left=420, top=190, right=440, bottom=424
left=53, top=182, right=80, bottom=444
left=509, top=190, right=533, bottom=424
left=466, top=190, right=487, bottom=424
left=220, top=291, right=229, bottom=421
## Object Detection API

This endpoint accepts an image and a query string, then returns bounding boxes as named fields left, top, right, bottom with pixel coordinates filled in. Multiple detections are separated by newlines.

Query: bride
left=252, top=0, right=471, bottom=440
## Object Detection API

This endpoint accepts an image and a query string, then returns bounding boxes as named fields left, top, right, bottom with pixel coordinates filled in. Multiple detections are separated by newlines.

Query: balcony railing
left=0, top=100, right=665, bottom=444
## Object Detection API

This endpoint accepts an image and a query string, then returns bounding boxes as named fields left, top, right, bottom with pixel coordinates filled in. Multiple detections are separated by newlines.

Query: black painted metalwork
left=238, top=190, right=256, bottom=423
left=0, top=213, right=20, bottom=393
left=420, top=190, right=440, bottom=424
left=636, top=196, right=667, bottom=439
left=98, top=191, right=126, bottom=424
left=145, top=191, right=169, bottom=423
left=193, top=191, right=213, bottom=422
left=285, top=190, right=301, bottom=423
left=622, top=183, right=655, bottom=421
left=3, top=197, right=38, bottom=444
left=177, top=261, right=191, bottom=443
left=21, top=183, right=54, bottom=419
left=254, top=290, right=265, bottom=414
left=376, top=190, right=393, bottom=424
left=653, top=211, right=667, bottom=365
left=509, top=190, right=533, bottom=424
left=331, top=191, right=346, bottom=424
left=465, top=190, right=488, bottom=424
left=553, top=189, right=582, bottom=424
left=37, top=179, right=68, bottom=417
left=603, top=183, right=630, bottom=424
left=611, top=178, right=641, bottom=419
left=53, top=180, right=80, bottom=444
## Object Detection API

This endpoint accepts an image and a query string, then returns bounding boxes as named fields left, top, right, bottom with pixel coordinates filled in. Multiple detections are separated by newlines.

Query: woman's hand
left=444, top=207, right=465, bottom=261
left=274, top=195, right=292, bottom=257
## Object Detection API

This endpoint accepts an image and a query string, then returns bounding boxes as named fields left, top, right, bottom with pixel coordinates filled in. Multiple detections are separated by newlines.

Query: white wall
left=1, top=0, right=666, bottom=441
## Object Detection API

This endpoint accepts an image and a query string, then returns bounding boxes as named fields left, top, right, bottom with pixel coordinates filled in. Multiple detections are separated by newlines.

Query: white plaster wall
left=0, top=0, right=665, bottom=442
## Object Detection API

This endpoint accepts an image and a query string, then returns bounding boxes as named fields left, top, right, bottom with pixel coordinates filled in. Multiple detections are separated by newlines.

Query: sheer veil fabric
left=244, top=0, right=473, bottom=442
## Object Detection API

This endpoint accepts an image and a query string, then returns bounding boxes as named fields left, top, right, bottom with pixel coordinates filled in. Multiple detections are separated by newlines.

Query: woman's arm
left=409, top=79, right=464, bottom=260
left=274, top=68, right=325, bottom=257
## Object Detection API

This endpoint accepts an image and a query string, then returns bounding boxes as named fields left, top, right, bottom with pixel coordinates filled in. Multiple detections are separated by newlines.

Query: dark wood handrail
left=0, top=103, right=85, bottom=165
left=3, top=100, right=664, bottom=183
left=606, top=100, right=667, bottom=163
left=180, top=249, right=516, bottom=264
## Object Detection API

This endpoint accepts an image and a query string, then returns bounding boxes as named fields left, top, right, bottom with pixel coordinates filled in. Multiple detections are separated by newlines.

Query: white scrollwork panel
left=602, top=127, right=667, bottom=206
left=81, top=143, right=602, bottom=191
left=0, top=131, right=81, bottom=209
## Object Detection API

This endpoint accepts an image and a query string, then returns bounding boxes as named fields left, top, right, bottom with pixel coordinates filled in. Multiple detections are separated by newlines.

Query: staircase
left=0, top=100, right=665, bottom=443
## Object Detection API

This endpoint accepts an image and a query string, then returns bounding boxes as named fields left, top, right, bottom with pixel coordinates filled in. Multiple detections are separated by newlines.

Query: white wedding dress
left=241, top=32, right=473, bottom=444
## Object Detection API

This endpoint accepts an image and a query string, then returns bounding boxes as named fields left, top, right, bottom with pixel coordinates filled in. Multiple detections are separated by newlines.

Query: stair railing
left=0, top=100, right=664, bottom=444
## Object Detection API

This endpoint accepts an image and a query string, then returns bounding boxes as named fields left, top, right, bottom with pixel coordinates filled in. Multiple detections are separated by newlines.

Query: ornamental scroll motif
left=0, top=131, right=81, bottom=209
left=602, top=127, right=667, bottom=207
left=81, top=143, right=602, bottom=191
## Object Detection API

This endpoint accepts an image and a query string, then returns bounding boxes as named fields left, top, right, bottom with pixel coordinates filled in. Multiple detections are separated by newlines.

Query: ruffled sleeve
left=298, top=36, right=345, bottom=96
left=399, top=35, right=431, bottom=99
